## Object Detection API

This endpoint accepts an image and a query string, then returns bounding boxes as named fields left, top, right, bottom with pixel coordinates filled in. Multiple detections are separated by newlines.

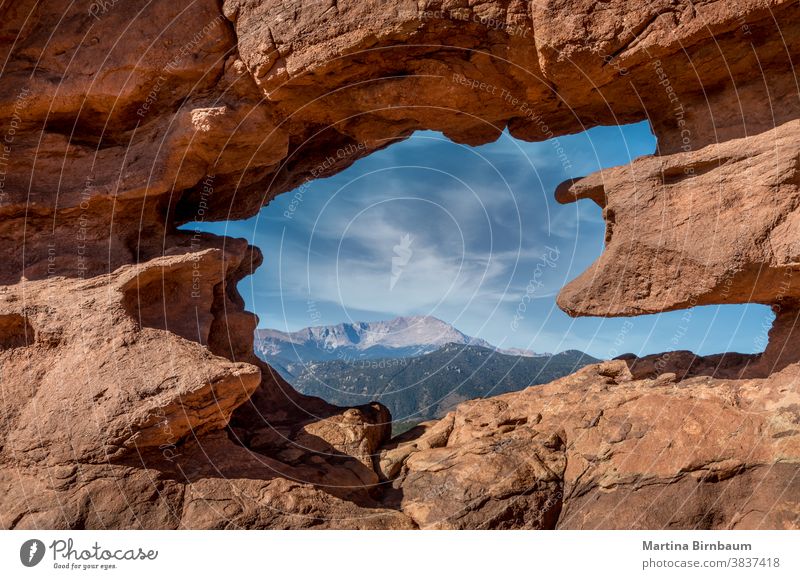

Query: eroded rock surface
left=386, top=361, right=800, bottom=529
left=556, top=121, right=800, bottom=319
left=0, top=0, right=798, bottom=528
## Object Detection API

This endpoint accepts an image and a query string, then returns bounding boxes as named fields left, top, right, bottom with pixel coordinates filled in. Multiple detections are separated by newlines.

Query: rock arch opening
left=187, top=123, right=783, bottom=436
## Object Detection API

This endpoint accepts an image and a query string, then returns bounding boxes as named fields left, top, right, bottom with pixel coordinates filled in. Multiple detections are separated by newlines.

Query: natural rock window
left=189, top=126, right=779, bottom=433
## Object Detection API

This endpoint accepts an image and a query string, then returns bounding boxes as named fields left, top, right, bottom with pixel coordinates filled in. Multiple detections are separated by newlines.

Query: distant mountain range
left=255, top=316, right=597, bottom=431
left=281, top=344, right=598, bottom=427
left=254, top=315, right=547, bottom=366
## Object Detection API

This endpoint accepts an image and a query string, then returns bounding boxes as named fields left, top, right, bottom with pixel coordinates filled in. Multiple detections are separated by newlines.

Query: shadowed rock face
left=0, top=0, right=798, bottom=528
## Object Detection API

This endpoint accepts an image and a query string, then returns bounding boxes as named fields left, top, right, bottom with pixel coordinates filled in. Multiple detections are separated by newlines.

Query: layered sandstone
left=383, top=360, right=800, bottom=529
left=556, top=121, right=800, bottom=318
left=0, top=0, right=798, bottom=529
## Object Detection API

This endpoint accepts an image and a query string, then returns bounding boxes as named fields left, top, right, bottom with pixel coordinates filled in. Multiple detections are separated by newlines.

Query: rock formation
left=0, top=0, right=798, bottom=528
left=382, top=360, right=800, bottom=529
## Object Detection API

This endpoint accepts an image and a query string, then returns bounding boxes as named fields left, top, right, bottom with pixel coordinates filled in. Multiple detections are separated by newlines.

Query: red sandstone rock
left=556, top=121, right=800, bottom=318
left=0, top=0, right=799, bottom=529
left=388, top=361, right=800, bottom=529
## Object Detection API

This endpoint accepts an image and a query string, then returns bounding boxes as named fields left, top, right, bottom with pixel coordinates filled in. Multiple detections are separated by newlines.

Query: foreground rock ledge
left=2, top=359, right=798, bottom=529
left=383, top=360, right=800, bottom=529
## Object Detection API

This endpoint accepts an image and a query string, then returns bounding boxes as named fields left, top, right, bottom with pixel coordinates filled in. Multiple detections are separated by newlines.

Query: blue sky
left=189, top=122, right=770, bottom=359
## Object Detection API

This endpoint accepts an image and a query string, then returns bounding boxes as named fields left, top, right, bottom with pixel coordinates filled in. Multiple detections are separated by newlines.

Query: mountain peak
left=254, top=316, right=549, bottom=365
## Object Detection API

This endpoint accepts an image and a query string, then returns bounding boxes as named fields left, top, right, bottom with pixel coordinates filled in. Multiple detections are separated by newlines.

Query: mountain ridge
left=281, top=343, right=599, bottom=426
left=255, top=315, right=548, bottom=364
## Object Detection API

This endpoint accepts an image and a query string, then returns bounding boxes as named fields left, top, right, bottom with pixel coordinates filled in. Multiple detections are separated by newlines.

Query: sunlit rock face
left=555, top=122, right=800, bottom=315
left=0, top=0, right=798, bottom=529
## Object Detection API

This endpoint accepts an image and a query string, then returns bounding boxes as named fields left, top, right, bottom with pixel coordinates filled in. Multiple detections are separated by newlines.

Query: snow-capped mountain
left=254, top=315, right=540, bottom=364
left=500, top=347, right=551, bottom=358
